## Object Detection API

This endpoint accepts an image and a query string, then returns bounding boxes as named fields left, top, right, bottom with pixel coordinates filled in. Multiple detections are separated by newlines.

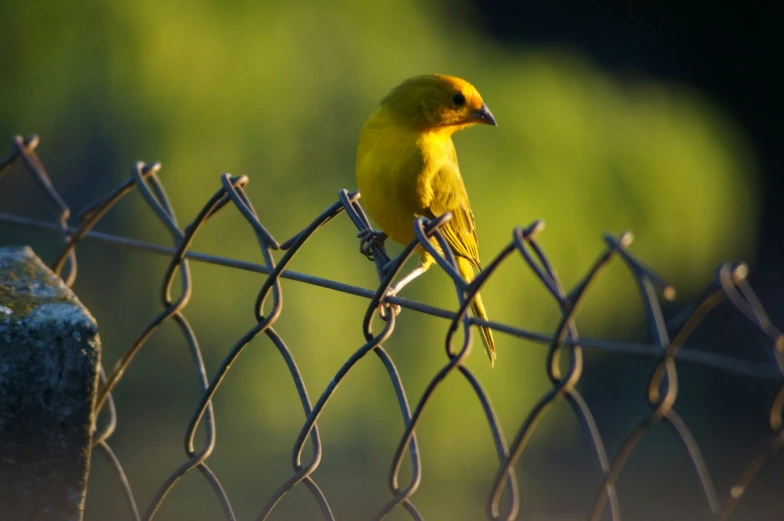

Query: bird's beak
left=470, top=103, right=497, bottom=126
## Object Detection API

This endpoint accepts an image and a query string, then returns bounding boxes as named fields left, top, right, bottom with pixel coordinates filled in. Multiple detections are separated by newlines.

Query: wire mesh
left=1, top=134, right=782, bottom=521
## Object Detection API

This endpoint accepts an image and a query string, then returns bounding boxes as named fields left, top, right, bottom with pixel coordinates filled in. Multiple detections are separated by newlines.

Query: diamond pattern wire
left=1, top=135, right=782, bottom=521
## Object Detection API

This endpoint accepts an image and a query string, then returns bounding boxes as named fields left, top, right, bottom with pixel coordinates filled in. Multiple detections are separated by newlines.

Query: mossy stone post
left=0, top=246, right=101, bottom=521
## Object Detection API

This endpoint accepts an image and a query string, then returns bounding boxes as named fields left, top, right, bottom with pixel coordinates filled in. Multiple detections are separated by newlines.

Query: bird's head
left=380, top=74, right=496, bottom=132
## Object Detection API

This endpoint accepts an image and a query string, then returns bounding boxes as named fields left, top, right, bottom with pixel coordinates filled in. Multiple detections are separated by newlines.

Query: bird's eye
left=452, top=93, right=466, bottom=106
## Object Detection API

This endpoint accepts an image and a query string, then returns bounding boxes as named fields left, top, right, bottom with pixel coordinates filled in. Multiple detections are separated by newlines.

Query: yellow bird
left=355, top=74, right=498, bottom=365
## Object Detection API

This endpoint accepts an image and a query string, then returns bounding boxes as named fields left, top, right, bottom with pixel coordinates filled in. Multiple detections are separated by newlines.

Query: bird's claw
left=378, top=287, right=402, bottom=320
left=357, top=229, right=388, bottom=261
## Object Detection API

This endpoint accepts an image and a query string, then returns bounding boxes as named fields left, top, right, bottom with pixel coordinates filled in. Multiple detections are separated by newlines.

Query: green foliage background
left=0, top=1, right=759, bottom=520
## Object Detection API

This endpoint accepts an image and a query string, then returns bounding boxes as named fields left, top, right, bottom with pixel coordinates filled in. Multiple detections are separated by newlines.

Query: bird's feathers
left=356, top=74, right=497, bottom=364
left=457, top=256, right=496, bottom=365
left=425, top=162, right=481, bottom=268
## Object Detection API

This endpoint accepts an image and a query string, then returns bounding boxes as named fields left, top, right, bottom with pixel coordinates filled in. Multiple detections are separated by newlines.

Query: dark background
left=471, top=1, right=780, bottom=269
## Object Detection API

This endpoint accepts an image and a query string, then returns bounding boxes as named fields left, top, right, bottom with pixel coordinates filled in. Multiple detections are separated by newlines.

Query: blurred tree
left=0, top=1, right=763, bottom=520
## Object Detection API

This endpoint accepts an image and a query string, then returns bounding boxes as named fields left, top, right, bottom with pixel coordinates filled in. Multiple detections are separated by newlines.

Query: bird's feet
left=357, top=228, right=388, bottom=261
left=378, top=285, right=402, bottom=320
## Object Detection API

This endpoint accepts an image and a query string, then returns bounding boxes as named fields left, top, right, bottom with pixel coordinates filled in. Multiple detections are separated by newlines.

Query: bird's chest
left=357, top=134, right=456, bottom=246
left=357, top=133, right=449, bottom=245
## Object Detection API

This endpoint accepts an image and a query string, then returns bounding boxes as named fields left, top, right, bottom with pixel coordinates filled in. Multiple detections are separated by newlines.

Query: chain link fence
left=1, top=134, right=782, bottom=521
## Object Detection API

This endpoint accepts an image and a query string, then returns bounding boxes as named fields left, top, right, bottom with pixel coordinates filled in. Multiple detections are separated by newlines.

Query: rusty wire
left=1, top=134, right=783, bottom=521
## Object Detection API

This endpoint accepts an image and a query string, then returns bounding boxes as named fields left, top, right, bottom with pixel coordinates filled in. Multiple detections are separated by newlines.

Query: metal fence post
left=0, top=246, right=100, bottom=521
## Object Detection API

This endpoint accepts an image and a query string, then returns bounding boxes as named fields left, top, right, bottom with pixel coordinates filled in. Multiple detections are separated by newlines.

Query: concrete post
left=0, top=246, right=100, bottom=521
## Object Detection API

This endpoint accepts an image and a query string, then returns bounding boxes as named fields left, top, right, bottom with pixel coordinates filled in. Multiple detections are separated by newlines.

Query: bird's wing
left=424, top=160, right=481, bottom=270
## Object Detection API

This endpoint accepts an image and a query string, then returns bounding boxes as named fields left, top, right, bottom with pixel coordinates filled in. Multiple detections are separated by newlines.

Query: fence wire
left=1, top=134, right=782, bottom=521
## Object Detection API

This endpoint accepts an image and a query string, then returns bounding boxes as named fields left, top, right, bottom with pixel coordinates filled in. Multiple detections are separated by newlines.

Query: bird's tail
left=457, top=257, right=496, bottom=366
